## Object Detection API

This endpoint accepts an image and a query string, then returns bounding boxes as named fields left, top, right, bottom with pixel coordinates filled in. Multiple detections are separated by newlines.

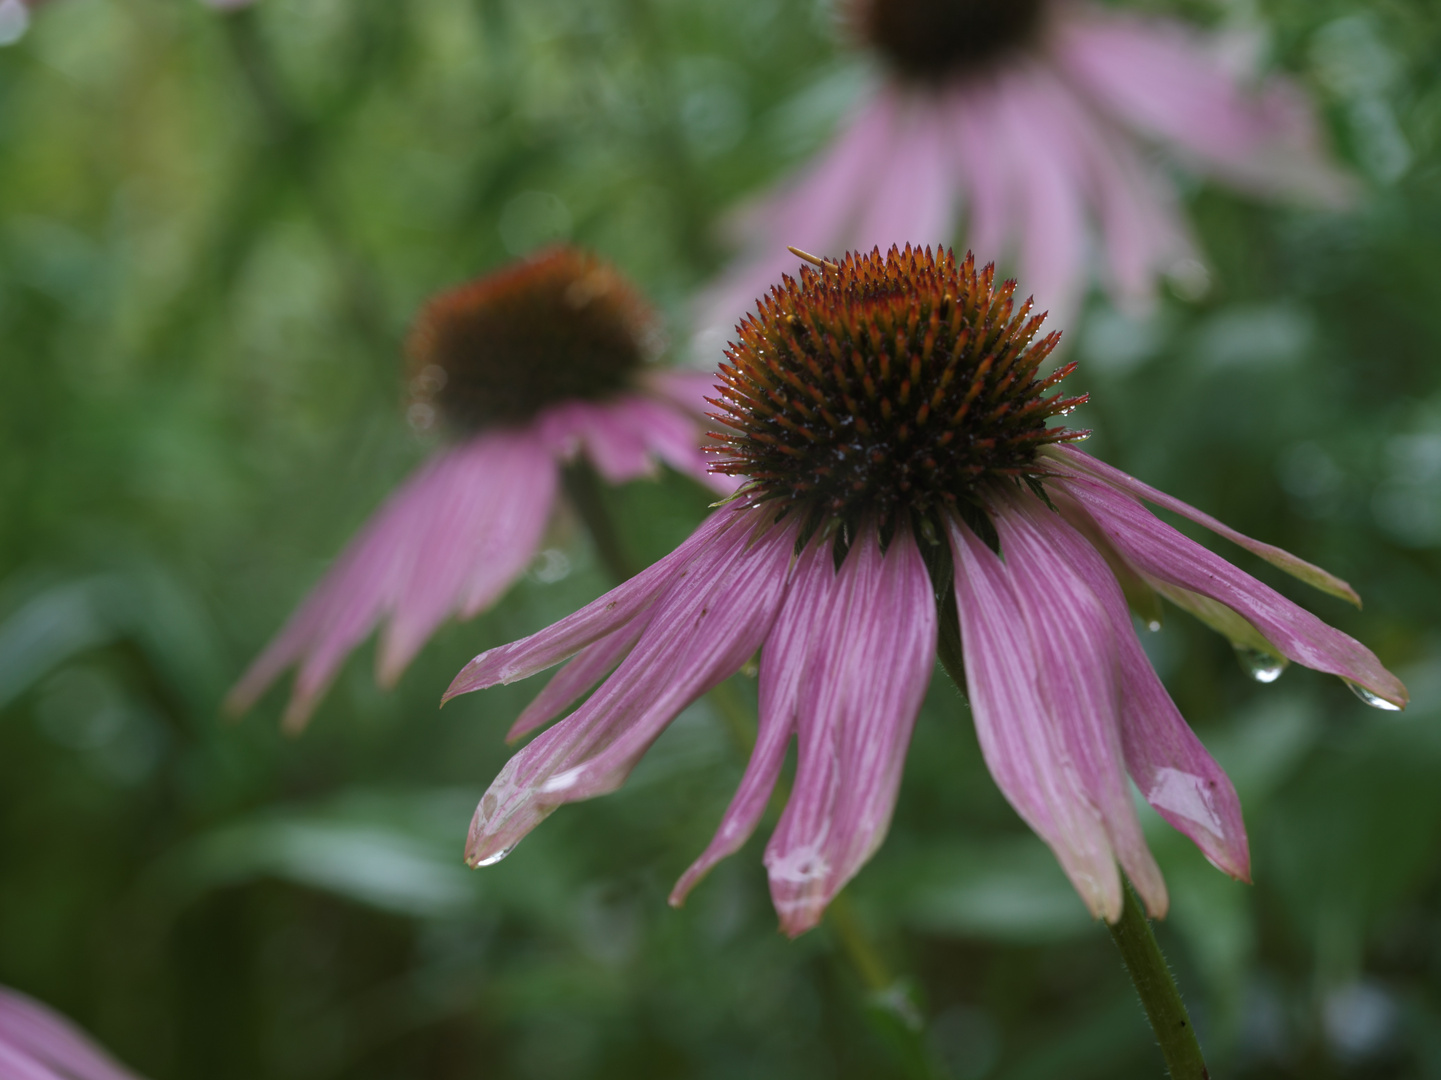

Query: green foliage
left=1, top=0, right=1439, bottom=1077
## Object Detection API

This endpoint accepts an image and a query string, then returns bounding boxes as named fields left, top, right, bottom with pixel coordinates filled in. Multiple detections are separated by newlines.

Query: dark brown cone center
left=406, top=247, right=653, bottom=434
left=855, top=0, right=1047, bottom=82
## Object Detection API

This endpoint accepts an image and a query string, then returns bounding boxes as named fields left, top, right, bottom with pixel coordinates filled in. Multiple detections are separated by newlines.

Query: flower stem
left=1108, top=878, right=1210, bottom=1080
left=934, top=601, right=1208, bottom=1077
left=563, top=463, right=639, bottom=582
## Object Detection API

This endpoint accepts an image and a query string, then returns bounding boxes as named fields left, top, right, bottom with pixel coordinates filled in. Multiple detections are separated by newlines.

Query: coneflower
left=698, top=0, right=1354, bottom=344
left=447, top=245, right=1404, bottom=937
left=228, top=246, right=730, bottom=730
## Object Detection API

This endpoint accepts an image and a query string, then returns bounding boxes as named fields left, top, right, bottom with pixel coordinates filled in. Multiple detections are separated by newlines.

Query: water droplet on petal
left=1234, top=645, right=1286, bottom=683
left=473, top=845, right=515, bottom=867
left=1346, top=680, right=1403, bottom=711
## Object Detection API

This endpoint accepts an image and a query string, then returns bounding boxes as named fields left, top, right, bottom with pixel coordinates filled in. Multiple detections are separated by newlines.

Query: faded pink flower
left=0, top=986, right=144, bottom=1080
left=445, top=247, right=1404, bottom=935
left=228, top=247, right=731, bottom=731
left=698, top=0, right=1354, bottom=344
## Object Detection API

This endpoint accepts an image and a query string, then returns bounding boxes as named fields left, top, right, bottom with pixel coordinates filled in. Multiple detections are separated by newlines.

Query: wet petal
left=1045, top=444, right=1362, bottom=606
left=764, top=524, right=937, bottom=936
left=445, top=503, right=752, bottom=698
left=1058, top=472, right=1406, bottom=708
left=949, top=514, right=1123, bottom=921
left=505, top=618, right=648, bottom=742
left=670, top=540, right=836, bottom=905
left=1030, top=493, right=1251, bottom=881
left=993, top=493, right=1168, bottom=918
left=465, top=515, right=799, bottom=866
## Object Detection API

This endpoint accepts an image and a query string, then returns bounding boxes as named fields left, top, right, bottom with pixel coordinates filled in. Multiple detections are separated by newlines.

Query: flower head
left=228, top=246, right=730, bottom=731
left=447, top=246, right=1405, bottom=935
left=697, top=0, right=1355, bottom=348
left=0, top=985, right=145, bottom=1080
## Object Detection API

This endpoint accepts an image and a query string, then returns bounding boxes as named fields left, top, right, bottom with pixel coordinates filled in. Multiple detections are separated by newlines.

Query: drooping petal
left=0, top=987, right=143, bottom=1080
left=1057, top=472, right=1407, bottom=708
left=505, top=618, right=648, bottom=742
left=948, top=79, right=1014, bottom=275
left=378, top=433, right=558, bottom=685
left=949, top=514, right=1124, bottom=921
left=670, top=539, right=836, bottom=905
left=538, top=400, right=653, bottom=483
left=764, top=524, right=937, bottom=936
left=992, top=493, right=1168, bottom=918
left=1028, top=492, right=1251, bottom=881
left=227, top=430, right=557, bottom=731
left=1045, top=444, right=1362, bottom=605
left=694, top=89, right=900, bottom=343
left=464, top=514, right=799, bottom=865
left=444, top=503, right=752, bottom=697
left=1055, top=11, right=1356, bottom=206
left=852, top=96, right=956, bottom=255
left=995, top=64, right=1090, bottom=327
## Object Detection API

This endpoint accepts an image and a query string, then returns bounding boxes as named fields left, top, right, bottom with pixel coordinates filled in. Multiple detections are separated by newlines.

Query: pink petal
left=947, top=78, right=1014, bottom=271
left=0, top=987, right=142, bottom=1080
left=695, top=91, right=901, bottom=338
left=852, top=97, right=956, bottom=254
left=464, top=513, right=799, bottom=865
left=378, top=433, right=557, bottom=684
left=444, top=502, right=756, bottom=698
left=505, top=618, right=647, bottom=742
left=1055, top=11, right=1355, bottom=206
left=1045, top=444, right=1362, bottom=605
left=949, top=513, right=1125, bottom=921
left=537, top=401, right=653, bottom=483
left=764, top=524, right=937, bottom=936
left=670, top=538, right=836, bottom=906
left=996, top=65, right=1090, bottom=327
left=990, top=492, right=1168, bottom=918
left=1028, top=491, right=1251, bottom=881
left=226, top=430, right=556, bottom=731
left=1026, top=63, right=1195, bottom=307
left=1056, top=472, right=1407, bottom=708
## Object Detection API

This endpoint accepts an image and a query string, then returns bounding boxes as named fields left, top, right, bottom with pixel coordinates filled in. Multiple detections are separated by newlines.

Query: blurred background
left=1, top=0, right=1439, bottom=1077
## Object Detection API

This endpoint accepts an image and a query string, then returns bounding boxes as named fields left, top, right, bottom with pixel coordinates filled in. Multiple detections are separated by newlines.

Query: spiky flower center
left=712, top=245, right=1086, bottom=535
left=406, top=246, right=655, bottom=433
left=852, top=0, right=1046, bottom=82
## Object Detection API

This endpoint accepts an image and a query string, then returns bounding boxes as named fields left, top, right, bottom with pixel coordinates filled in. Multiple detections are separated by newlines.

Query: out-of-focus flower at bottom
left=446, top=246, right=1405, bottom=935
left=0, top=986, right=145, bottom=1080
left=227, top=246, right=732, bottom=732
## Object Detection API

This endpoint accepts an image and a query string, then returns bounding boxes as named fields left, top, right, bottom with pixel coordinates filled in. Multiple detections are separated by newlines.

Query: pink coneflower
left=445, top=246, right=1405, bottom=935
left=699, top=0, right=1353, bottom=341
left=0, top=986, right=144, bottom=1080
left=228, top=246, right=731, bottom=731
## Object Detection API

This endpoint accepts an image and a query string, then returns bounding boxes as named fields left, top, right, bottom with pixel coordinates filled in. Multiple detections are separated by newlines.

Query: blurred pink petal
left=698, top=2, right=1352, bottom=354
left=0, top=987, right=143, bottom=1080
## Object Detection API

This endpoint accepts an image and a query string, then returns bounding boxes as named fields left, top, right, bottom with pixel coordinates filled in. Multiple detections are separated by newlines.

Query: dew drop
left=1345, top=680, right=1403, bottom=712
left=473, top=845, right=515, bottom=868
left=1146, top=619, right=1162, bottom=633
left=1234, top=645, right=1285, bottom=683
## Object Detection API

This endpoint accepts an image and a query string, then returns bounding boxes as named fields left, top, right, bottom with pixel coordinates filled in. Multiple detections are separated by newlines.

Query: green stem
left=935, top=599, right=1208, bottom=1077
left=563, top=464, right=639, bottom=582
left=1108, top=879, right=1210, bottom=1080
